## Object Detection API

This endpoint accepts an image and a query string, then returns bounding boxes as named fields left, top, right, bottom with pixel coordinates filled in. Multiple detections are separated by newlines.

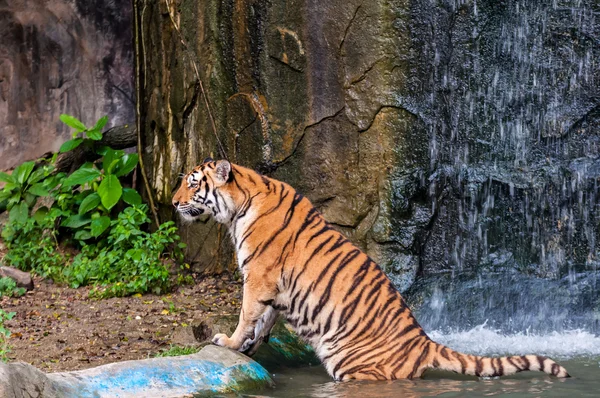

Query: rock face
left=0, top=0, right=134, bottom=170
left=138, top=1, right=600, bottom=284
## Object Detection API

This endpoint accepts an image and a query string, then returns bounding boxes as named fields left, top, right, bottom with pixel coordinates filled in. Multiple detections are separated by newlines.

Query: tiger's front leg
left=212, top=278, right=276, bottom=351
left=239, top=306, right=279, bottom=355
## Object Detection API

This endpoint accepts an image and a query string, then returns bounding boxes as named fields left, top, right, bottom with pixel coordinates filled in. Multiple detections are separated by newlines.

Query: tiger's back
left=173, top=159, right=569, bottom=380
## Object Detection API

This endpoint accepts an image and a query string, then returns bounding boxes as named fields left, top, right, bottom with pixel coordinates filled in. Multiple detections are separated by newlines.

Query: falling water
left=420, top=0, right=600, bottom=277
left=401, top=0, right=600, bottom=342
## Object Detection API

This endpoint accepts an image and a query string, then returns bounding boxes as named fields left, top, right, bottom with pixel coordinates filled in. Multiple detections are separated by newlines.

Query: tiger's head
left=172, top=157, right=234, bottom=223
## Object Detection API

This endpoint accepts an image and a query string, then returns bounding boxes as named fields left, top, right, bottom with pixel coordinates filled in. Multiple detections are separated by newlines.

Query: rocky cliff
left=0, top=0, right=134, bottom=170
left=138, top=0, right=600, bottom=286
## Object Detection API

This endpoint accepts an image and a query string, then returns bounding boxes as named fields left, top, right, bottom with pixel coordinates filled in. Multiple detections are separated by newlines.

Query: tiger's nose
left=172, top=200, right=179, bottom=208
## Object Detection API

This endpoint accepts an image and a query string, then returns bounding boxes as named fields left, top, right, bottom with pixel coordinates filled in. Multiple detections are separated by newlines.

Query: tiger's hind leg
left=240, top=306, right=279, bottom=356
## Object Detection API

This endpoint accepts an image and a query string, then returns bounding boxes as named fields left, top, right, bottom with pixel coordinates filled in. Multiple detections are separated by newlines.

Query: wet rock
left=47, top=345, right=273, bottom=397
left=405, top=271, right=600, bottom=335
left=0, top=362, right=60, bottom=398
left=0, top=266, right=34, bottom=291
left=0, top=346, right=273, bottom=398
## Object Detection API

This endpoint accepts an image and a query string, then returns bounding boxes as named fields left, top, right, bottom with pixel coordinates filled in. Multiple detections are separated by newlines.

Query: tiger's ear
left=214, top=160, right=231, bottom=185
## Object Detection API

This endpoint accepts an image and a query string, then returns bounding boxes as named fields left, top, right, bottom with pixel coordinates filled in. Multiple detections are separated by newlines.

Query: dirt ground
left=0, top=272, right=242, bottom=373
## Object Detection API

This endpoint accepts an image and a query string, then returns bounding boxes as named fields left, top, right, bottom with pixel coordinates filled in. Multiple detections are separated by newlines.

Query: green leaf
left=59, top=138, right=84, bottom=153
left=24, top=193, right=37, bottom=207
left=79, top=193, right=101, bottom=214
left=0, top=171, right=15, bottom=184
left=98, top=175, right=122, bottom=210
left=9, top=202, right=28, bottom=224
left=63, top=168, right=101, bottom=187
left=60, top=114, right=87, bottom=131
left=61, top=214, right=92, bottom=228
left=113, top=154, right=139, bottom=177
left=91, top=216, right=111, bottom=237
left=92, top=116, right=108, bottom=132
left=74, top=230, right=93, bottom=241
left=122, top=188, right=142, bottom=206
left=27, top=183, right=50, bottom=197
left=86, top=129, right=103, bottom=141
left=95, top=146, right=110, bottom=156
left=126, top=248, right=143, bottom=262
left=102, top=149, right=124, bottom=174
left=33, top=207, right=49, bottom=224
left=14, top=161, right=35, bottom=184
left=7, top=191, right=21, bottom=208
left=28, top=167, right=52, bottom=184
left=0, top=190, right=12, bottom=202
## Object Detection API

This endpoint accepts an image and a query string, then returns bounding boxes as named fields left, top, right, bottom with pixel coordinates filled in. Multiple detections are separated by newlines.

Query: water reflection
left=246, top=358, right=595, bottom=398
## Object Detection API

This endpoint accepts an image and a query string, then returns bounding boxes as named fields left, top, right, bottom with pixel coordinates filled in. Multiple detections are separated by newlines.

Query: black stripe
left=311, top=250, right=361, bottom=322
left=254, top=192, right=305, bottom=257
left=475, top=357, right=483, bottom=377
left=537, top=356, right=546, bottom=373
left=408, top=341, right=431, bottom=378
left=497, top=357, right=504, bottom=376
left=452, top=351, right=467, bottom=374
left=506, top=357, right=521, bottom=372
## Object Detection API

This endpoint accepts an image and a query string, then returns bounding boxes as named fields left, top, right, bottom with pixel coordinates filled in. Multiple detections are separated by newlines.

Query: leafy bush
left=0, top=277, right=25, bottom=298
left=66, top=206, right=184, bottom=298
left=2, top=209, right=65, bottom=281
left=0, top=162, right=55, bottom=214
left=0, top=114, right=188, bottom=298
left=0, top=309, right=15, bottom=362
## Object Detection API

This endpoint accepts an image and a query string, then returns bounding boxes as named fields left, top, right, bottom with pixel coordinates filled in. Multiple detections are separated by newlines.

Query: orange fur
left=173, top=159, right=570, bottom=380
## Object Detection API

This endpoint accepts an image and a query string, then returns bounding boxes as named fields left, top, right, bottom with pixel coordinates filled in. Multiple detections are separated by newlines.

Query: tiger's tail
left=429, top=341, right=570, bottom=378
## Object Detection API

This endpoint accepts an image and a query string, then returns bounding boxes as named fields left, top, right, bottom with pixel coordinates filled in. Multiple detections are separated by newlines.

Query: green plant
left=56, top=114, right=141, bottom=242
left=1, top=208, right=66, bottom=281
left=0, top=309, right=16, bottom=362
left=0, top=114, right=188, bottom=299
left=66, top=205, right=185, bottom=298
left=0, top=162, right=55, bottom=217
left=154, top=345, right=200, bottom=357
left=0, top=277, right=26, bottom=298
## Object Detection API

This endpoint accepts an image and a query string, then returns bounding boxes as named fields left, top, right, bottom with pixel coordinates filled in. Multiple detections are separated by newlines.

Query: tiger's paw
left=212, top=333, right=233, bottom=348
left=240, top=336, right=258, bottom=354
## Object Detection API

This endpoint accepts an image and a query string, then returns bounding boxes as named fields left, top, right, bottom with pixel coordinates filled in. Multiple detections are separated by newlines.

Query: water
left=224, top=329, right=600, bottom=398
left=260, top=357, right=600, bottom=397
left=215, top=270, right=600, bottom=397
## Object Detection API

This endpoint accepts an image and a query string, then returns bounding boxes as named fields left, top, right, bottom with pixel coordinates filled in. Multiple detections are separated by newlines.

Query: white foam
left=428, top=323, right=600, bottom=360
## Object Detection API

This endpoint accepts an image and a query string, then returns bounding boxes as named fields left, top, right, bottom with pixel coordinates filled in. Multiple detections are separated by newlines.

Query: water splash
left=429, top=324, right=600, bottom=360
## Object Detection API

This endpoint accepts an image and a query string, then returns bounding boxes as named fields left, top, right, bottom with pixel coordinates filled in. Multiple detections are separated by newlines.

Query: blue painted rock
left=0, top=345, right=272, bottom=398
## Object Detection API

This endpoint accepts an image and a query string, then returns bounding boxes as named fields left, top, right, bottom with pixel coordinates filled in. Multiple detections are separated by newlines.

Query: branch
left=52, top=124, right=138, bottom=174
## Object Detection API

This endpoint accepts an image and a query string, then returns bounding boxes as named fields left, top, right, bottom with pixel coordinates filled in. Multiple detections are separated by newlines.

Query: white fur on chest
left=230, top=207, right=257, bottom=271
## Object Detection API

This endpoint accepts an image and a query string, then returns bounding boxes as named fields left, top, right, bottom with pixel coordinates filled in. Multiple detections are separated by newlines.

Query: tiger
left=172, top=158, right=570, bottom=381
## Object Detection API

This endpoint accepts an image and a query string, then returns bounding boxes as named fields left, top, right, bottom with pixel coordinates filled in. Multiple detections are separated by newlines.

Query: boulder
left=0, top=346, right=272, bottom=398
left=0, top=362, right=61, bottom=398
left=0, top=266, right=34, bottom=291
